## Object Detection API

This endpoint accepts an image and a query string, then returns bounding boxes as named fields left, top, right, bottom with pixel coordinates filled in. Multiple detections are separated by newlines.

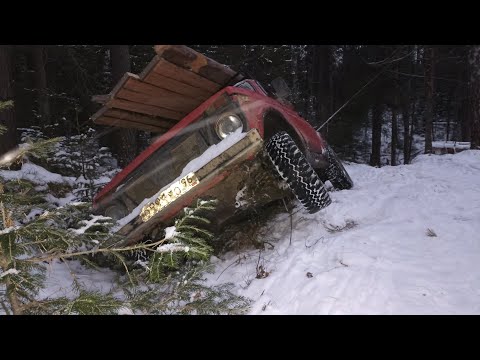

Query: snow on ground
left=432, top=141, right=471, bottom=150
left=38, top=259, right=118, bottom=301
left=0, top=162, right=76, bottom=186
left=206, top=150, right=480, bottom=314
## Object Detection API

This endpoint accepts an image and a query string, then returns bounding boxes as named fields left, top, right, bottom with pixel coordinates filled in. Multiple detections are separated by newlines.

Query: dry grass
left=213, top=199, right=290, bottom=254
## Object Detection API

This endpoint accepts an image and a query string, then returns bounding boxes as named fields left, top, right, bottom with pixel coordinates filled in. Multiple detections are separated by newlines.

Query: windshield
left=234, top=80, right=256, bottom=92
left=234, top=79, right=269, bottom=97
left=253, top=80, right=268, bottom=96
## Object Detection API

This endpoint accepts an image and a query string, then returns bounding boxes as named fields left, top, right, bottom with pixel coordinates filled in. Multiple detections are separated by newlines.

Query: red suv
left=92, top=50, right=353, bottom=244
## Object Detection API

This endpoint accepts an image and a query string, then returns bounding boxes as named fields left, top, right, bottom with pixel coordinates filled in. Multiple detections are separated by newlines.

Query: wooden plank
left=95, top=116, right=166, bottom=133
left=154, top=45, right=238, bottom=86
left=104, top=108, right=176, bottom=129
left=92, top=72, right=138, bottom=105
left=91, top=107, right=172, bottom=131
left=139, top=55, right=213, bottom=98
left=106, top=98, right=185, bottom=120
left=122, top=76, right=202, bottom=111
left=117, top=87, right=200, bottom=115
left=151, top=57, right=222, bottom=93
left=90, top=46, right=242, bottom=133
left=91, top=106, right=110, bottom=123
left=143, top=70, right=212, bottom=101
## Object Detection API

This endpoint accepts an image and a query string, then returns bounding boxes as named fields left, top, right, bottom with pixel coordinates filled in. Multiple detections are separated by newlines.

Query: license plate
left=140, top=172, right=199, bottom=222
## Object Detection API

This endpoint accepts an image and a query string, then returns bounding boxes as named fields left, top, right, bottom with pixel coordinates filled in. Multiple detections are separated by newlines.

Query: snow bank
left=206, top=150, right=480, bottom=314
left=0, top=162, right=76, bottom=186
left=432, top=141, right=470, bottom=150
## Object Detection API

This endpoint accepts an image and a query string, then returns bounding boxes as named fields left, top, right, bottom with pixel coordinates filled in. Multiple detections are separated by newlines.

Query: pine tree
left=0, top=101, right=13, bottom=150
left=0, top=175, right=249, bottom=314
left=0, top=134, right=120, bottom=314
left=0, top=119, right=250, bottom=314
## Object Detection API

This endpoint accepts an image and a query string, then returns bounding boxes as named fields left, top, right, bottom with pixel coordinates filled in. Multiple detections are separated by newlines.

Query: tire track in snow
left=207, top=151, right=480, bottom=314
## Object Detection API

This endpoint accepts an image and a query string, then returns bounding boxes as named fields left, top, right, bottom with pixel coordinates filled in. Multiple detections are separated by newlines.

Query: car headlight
left=215, top=113, right=243, bottom=139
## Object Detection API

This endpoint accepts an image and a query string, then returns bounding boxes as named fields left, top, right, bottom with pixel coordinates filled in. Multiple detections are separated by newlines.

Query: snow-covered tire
left=265, top=132, right=331, bottom=213
left=325, top=145, right=354, bottom=190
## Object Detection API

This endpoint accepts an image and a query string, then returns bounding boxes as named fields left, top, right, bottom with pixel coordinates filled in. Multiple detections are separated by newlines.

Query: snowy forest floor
left=2, top=139, right=479, bottom=314
left=205, top=150, right=480, bottom=314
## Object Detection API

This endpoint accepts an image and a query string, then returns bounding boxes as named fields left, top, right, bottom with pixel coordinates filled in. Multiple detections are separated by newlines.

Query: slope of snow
left=206, top=150, right=480, bottom=314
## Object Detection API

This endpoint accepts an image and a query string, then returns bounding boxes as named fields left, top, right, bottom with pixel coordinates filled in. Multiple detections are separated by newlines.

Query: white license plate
left=140, top=172, right=199, bottom=222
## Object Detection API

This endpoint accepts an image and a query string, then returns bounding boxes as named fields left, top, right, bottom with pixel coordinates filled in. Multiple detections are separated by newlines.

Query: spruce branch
left=0, top=137, right=61, bottom=168
left=0, top=100, right=13, bottom=113
left=22, top=236, right=171, bottom=264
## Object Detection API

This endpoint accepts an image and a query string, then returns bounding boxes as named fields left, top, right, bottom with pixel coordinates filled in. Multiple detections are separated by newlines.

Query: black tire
left=265, top=132, right=332, bottom=213
left=325, top=145, right=354, bottom=190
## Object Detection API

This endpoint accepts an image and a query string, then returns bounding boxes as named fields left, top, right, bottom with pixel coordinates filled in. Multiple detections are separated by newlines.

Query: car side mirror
left=271, top=77, right=291, bottom=100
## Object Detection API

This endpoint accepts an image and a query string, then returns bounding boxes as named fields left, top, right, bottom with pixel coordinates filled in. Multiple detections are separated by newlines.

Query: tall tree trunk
left=460, top=96, right=471, bottom=142
left=109, top=45, right=138, bottom=167
left=409, top=107, right=416, bottom=161
left=408, top=51, right=418, bottom=162
left=391, top=105, right=398, bottom=166
left=311, top=45, right=332, bottom=127
left=0, top=45, right=16, bottom=157
left=402, top=105, right=410, bottom=164
left=370, top=103, right=382, bottom=167
left=31, top=45, right=50, bottom=126
left=446, top=114, right=450, bottom=141
left=291, top=45, right=300, bottom=108
left=400, top=47, right=412, bottom=165
left=469, top=45, right=480, bottom=149
left=391, top=59, right=400, bottom=166
left=424, top=46, right=435, bottom=154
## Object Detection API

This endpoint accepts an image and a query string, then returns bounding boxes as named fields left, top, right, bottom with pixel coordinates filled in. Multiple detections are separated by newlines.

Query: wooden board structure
left=91, top=45, right=244, bottom=133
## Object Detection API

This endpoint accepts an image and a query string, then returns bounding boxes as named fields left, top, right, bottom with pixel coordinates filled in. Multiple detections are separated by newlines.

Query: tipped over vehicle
left=91, top=45, right=353, bottom=244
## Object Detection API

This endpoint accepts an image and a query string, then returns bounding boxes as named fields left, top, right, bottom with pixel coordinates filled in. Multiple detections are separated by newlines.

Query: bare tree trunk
left=291, top=45, right=300, bottom=106
left=461, top=98, right=471, bottom=141
left=469, top=45, right=480, bottom=149
left=402, top=106, right=411, bottom=164
left=409, top=106, right=416, bottom=161
left=400, top=47, right=412, bottom=165
left=311, top=45, right=332, bottom=127
left=31, top=45, right=50, bottom=126
left=391, top=59, right=400, bottom=166
left=407, top=56, right=419, bottom=162
left=370, top=103, right=382, bottom=167
left=109, top=45, right=138, bottom=167
left=0, top=45, right=16, bottom=157
left=424, top=46, right=435, bottom=154
left=391, top=105, right=398, bottom=166
left=446, top=115, right=450, bottom=141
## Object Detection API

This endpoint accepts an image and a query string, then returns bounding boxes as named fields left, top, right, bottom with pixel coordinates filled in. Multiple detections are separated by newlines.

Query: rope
left=315, top=64, right=390, bottom=132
